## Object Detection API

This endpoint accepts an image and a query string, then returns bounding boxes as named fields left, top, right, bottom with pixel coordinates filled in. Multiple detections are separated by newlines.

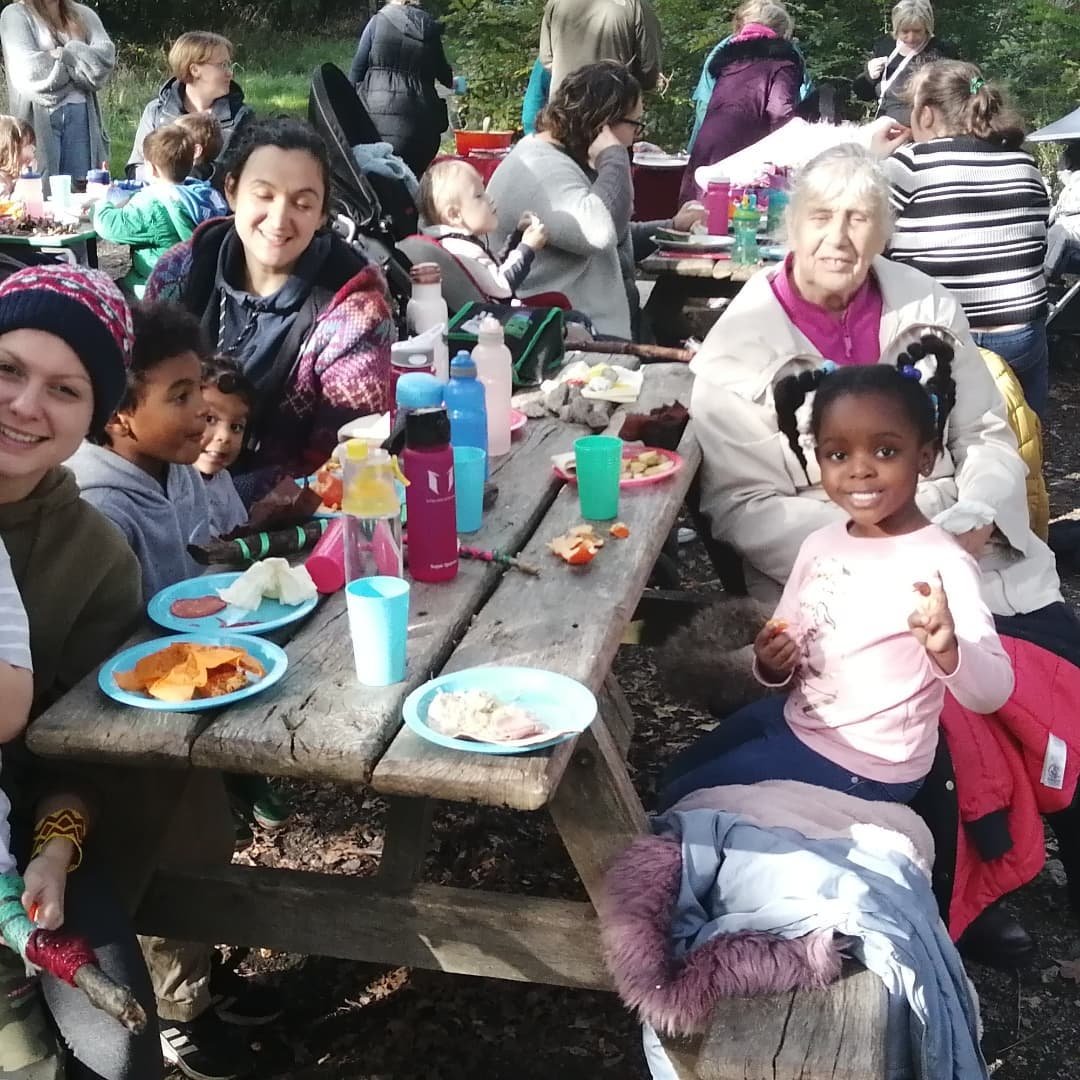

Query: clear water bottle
left=341, top=440, right=406, bottom=581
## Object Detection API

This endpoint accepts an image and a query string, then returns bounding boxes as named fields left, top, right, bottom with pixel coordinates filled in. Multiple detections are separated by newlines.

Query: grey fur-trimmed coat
left=0, top=1, right=114, bottom=178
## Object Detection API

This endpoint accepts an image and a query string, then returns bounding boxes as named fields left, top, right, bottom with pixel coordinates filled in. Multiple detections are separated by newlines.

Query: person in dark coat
left=348, top=0, right=453, bottom=179
left=680, top=0, right=803, bottom=203
left=852, top=0, right=954, bottom=126
left=127, top=32, right=254, bottom=182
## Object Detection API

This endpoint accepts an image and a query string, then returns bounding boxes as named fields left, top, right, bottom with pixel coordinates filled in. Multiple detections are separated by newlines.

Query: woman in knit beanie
left=0, top=265, right=162, bottom=1078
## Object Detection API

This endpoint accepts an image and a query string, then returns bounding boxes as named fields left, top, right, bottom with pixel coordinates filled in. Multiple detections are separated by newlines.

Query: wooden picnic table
left=26, top=357, right=887, bottom=1078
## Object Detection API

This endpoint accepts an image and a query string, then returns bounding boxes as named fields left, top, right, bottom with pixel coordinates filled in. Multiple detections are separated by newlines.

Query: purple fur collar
left=599, top=835, right=843, bottom=1036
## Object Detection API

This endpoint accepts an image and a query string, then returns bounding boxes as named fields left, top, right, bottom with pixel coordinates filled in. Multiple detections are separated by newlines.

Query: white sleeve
left=0, top=540, right=31, bottom=672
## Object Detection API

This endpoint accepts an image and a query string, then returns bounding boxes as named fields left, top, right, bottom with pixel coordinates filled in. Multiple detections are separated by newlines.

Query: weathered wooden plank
left=599, top=672, right=636, bottom=758
left=189, top=415, right=586, bottom=783
left=372, top=366, right=699, bottom=810
left=136, top=864, right=611, bottom=991
left=375, top=795, right=433, bottom=892
left=695, top=968, right=888, bottom=1080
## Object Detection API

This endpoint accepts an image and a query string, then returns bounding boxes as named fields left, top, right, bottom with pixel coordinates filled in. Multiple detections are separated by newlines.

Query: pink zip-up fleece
left=769, top=253, right=884, bottom=365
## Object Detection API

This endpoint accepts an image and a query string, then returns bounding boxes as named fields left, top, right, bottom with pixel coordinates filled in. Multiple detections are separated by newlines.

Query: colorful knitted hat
left=0, top=266, right=133, bottom=434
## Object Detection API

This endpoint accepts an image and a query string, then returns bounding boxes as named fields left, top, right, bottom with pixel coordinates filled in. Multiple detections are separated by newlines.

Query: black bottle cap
left=405, top=407, right=451, bottom=449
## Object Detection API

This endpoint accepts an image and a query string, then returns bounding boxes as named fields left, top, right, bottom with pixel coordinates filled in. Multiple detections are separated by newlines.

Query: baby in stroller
left=418, top=159, right=549, bottom=300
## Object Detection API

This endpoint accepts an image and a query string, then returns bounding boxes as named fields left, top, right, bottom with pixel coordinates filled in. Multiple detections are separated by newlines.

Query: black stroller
left=308, top=63, right=417, bottom=318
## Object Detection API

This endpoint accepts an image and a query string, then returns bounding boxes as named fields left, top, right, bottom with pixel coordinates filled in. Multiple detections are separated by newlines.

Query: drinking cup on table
left=346, top=576, right=410, bottom=686
left=574, top=435, right=622, bottom=520
left=453, top=446, right=486, bottom=534
left=48, top=174, right=71, bottom=210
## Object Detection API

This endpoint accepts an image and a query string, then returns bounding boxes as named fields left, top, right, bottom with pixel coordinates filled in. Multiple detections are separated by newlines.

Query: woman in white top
left=0, top=0, right=115, bottom=179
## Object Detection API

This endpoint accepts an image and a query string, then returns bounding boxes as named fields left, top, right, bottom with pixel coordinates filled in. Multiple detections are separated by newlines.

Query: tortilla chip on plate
left=115, top=642, right=263, bottom=703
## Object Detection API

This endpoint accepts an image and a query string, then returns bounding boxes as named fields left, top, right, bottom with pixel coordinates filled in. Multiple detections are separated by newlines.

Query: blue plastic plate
left=98, top=632, right=288, bottom=712
left=294, top=475, right=339, bottom=519
left=403, top=666, right=598, bottom=755
left=147, top=572, right=318, bottom=635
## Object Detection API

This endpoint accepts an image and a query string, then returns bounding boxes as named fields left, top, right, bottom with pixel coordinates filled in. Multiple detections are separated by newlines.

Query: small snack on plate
left=549, top=523, right=604, bottom=565
left=114, top=642, right=264, bottom=703
left=217, top=558, right=318, bottom=610
left=311, top=457, right=343, bottom=510
left=170, top=596, right=227, bottom=619
left=609, top=522, right=630, bottom=539
left=622, top=449, right=672, bottom=479
left=427, top=689, right=547, bottom=742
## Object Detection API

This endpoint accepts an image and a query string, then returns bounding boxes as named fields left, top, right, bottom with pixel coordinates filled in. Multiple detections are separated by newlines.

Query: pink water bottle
left=704, top=179, right=731, bottom=236
left=402, top=408, right=458, bottom=582
left=305, top=517, right=346, bottom=594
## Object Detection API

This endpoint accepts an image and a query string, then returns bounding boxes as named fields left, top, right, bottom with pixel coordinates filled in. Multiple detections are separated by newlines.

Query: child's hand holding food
left=908, top=572, right=959, bottom=673
left=522, top=216, right=548, bottom=250
left=754, top=618, right=798, bottom=683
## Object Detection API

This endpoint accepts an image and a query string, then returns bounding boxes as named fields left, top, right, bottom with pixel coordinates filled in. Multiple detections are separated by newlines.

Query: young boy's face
left=114, top=351, right=207, bottom=468
left=196, top=383, right=248, bottom=476
left=446, top=167, right=498, bottom=235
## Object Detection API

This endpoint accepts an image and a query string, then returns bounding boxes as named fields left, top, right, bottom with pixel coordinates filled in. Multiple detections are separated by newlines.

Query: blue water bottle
left=443, top=351, right=488, bottom=462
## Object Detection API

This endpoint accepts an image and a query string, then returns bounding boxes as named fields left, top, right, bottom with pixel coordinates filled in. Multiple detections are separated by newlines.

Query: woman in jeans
left=884, top=60, right=1051, bottom=415
left=0, top=0, right=115, bottom=180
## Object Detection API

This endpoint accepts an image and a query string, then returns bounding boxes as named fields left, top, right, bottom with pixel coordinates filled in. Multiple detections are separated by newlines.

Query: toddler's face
left=450, top=169, right=498, bottom=235
left=118, top=351, right=206, bottom=466
left=196, top=383, right=248, bottom=476
left=18, top=143, right=35, bottom=169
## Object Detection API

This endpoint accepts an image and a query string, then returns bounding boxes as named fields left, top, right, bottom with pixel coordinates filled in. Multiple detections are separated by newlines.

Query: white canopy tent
left=1029, top=105, right=1080, bottom=144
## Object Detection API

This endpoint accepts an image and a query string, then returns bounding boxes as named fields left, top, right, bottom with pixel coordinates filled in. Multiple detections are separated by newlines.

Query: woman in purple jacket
left=680, top=0, right=804, bottom=203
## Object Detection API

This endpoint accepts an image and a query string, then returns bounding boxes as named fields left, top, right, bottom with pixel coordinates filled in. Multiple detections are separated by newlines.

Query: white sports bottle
left=471, top=316, right=512, bottom=457
left=405, top=263, right=449, bottom=381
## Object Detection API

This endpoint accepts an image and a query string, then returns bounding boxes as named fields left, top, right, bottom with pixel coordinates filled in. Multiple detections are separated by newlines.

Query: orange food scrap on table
left=114, top=642, right=265, bottom=703
left=609, top=522, right=630, bottom=539
left=549, top=523, right=604, bottom=565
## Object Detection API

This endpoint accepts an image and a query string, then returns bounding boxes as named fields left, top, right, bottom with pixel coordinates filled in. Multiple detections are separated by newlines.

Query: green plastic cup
left=574, top=435, right=622, bottom=520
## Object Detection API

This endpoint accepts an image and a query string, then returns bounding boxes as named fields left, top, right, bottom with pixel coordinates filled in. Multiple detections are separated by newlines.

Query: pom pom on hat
left=0, top=266, right=132, bottom=435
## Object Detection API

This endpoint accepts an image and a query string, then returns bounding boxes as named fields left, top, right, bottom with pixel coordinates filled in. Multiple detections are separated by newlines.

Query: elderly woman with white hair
left=348, top=0, right=453, bottom=177
left=854, top=0, right=954, bottom=124
left=679, top=142, right=1080, bottom=966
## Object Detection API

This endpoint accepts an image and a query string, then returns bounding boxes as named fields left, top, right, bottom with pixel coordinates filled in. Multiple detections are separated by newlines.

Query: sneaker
left=249, top=779, right=292, bottom=831
left=159, top=1012, right=254, bottom=1080
left=210, top=965, right=283, bottom=1026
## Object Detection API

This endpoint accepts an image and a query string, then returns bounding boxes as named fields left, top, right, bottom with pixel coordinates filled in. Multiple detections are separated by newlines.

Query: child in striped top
left=883, top=60, right=1050, bottom=416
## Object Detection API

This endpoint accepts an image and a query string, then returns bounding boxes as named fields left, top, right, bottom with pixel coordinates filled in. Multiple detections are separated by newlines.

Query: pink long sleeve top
left=759, top=521, right=1015, bottom=782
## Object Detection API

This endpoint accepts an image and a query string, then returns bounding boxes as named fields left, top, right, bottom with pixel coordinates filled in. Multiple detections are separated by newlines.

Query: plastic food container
left=454, top=130, right=513, bottom=155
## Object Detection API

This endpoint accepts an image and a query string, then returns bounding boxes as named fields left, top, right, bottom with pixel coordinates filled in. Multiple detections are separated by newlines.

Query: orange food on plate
left=114, top=642, right=265, bottom=703
left=609, top=522, right=630, bottom=539
left=312, top=458, right=343, bottom=510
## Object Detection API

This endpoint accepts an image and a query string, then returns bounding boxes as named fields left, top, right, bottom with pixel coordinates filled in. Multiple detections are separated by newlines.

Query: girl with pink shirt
left=659, top=341, right=1014, bottom=810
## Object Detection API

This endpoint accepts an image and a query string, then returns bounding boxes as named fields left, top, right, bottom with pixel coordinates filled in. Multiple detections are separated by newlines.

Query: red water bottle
left=402, top=408, right=458, bottom=582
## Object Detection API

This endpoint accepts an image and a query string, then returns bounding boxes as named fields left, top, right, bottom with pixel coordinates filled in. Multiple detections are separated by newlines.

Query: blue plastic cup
left=453, top=445, right=486, bottom=534
left=345, top=576, right=410, bottom=686
left=574, top=435, right=622, bottom=520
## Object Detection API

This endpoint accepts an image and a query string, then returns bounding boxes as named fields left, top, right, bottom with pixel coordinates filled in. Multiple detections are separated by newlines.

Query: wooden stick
left=572, top=340, right=694, bottom=363
left=73, top=966, right=148, bottom=1033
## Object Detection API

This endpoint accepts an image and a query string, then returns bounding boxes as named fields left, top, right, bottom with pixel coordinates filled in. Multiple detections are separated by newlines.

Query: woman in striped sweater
left=884, top=61, right=1050, bottom=416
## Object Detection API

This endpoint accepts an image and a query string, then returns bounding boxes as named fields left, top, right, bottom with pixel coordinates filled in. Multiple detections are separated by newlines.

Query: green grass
left=101, top=29, right=355, bottom=169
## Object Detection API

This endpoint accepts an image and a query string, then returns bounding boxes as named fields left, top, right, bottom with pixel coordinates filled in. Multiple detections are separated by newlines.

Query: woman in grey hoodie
left=0, top=0, right=114, bottom=179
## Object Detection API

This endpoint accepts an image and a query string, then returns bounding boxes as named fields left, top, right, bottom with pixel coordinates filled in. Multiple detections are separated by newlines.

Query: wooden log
left=190, top=415, right=587, bottom=784
left=375, top=796, right=434, bottom=892
left=372, top=367, right=699, bottom=811
left=573, top=340, right=693, bottom=364
left=695, top=968, right=888, bottom=1080
left=136, top=864, right=611, bottom=991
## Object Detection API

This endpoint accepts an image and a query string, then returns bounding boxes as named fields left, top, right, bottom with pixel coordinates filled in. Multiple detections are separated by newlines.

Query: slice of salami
left=170, top=596, right=227, bottom=619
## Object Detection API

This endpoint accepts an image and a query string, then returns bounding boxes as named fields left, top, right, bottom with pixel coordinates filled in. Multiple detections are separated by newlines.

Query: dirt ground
left=103, top=230, right=1078, bottom=1077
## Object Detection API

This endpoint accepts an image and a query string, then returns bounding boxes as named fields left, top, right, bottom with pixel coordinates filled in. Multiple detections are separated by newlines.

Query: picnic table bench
left=27, top=358, right=887, bottom=1079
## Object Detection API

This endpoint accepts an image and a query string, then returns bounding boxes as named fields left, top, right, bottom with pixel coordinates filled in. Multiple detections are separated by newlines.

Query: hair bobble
left=819, top=360, right=838, bottom=374
left=900, top=365, right=922, bottom=382
left=970, top=76, right=985, bottom=95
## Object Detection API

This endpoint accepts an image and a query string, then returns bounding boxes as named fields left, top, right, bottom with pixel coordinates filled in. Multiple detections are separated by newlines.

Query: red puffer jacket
left=942, top=635, right=1080, bottom=937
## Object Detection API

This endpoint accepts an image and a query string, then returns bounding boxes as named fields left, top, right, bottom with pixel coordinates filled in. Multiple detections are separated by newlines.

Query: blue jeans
left=48, top=101, right=92, bottom=180
left=657, top=696, right=926, bottom=812
left=971, top=320, right=1049, bottom=419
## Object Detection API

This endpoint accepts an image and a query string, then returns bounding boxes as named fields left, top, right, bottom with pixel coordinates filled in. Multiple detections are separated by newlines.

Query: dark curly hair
left=201, top=353, right=256, bottom=411
left=774, top=335, right=957, bottom=478
left=91, top=300, right=207, bottom=445
left=537, top=61, right=641, bottom=167
left=222, top=117, right=331, bottom=214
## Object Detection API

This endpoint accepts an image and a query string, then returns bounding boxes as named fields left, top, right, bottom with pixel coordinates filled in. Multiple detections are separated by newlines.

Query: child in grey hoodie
left=68, top=301, right=211, bottom=601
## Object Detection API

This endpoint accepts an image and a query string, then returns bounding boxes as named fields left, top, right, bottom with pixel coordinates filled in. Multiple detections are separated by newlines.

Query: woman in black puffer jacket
left=348, top=0, right=454, bottom=177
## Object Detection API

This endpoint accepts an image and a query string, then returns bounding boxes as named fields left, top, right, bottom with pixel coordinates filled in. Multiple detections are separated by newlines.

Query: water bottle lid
left=477, top=315, right=504, bottom=341
left=450, top=350, right=477, bottom=377
left=395, top=372, right=443, bottom=410
left=405, top=407, right=451, bottom=449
